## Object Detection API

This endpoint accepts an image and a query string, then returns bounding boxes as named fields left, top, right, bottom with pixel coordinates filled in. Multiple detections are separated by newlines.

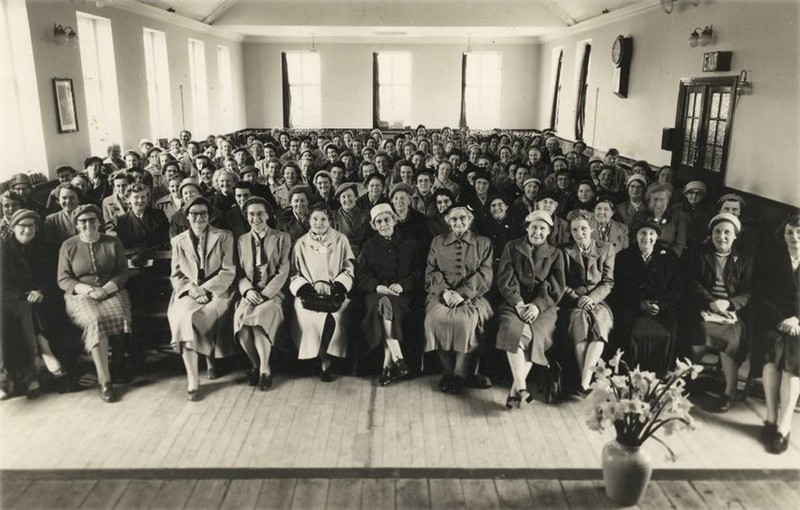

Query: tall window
left=575, top=42, right=592, bottom=141
left=76, top=12, right=123, bottom=156
left=217, top=45, right=234, bottom=132
left=464, top=52, right=501, bottom=130
left=143, top=28, right=173, bottom=140
left=376, top=52, right=411, bottom=129
left=188, top=39, right=209, bottom=137
left=283, top=52, right=321, bottom=128
left=0, top=0, right=46, bottom=179
left=550, top=49, right=564, bottom=130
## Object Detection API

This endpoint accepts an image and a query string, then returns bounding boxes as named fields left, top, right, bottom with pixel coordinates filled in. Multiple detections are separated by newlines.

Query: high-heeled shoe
left=770, top=431, right=790, bottom=454
left=394, top=359, right=410, bottom=379
left=760, top=421, right=777, bottom=445
left=319, top=366, right=334, bottom=383
left=99, top=382, right=116, bottom=403
left=187, top=388, right=201, bottom=402
left=245, top=368, right=259, bottom=387
left=378, top=367, right=394, bottom=387
left=505, top=391, right=522, bottom=409
left=257, top=373, right=273, bottom=391
left=519, top=388, right=534, bottom=404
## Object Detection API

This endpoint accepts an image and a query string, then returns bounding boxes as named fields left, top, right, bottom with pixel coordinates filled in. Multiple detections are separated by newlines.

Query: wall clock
left=611, top=35, right=633, bottom=98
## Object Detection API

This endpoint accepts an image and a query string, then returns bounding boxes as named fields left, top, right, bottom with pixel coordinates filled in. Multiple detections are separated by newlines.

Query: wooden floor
left=1, top=356, right=799, bottom=472
left=2, top=355, right=800, bottom=509
left=2, top=475, right=799, bottom=509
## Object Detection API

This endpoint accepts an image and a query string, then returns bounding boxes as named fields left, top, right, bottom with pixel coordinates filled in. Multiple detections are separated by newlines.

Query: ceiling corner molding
left=538, top=0, right=661, bottom=43
left=202, top=0, right=239, bottom=25
left=538, top=0, right=576, bottom=26
left=111, top=0, right=245, bottom=42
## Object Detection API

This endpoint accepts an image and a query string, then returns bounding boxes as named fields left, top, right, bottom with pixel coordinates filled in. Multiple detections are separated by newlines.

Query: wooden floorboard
left=79, top=479, right=130, bottom=510
left=217, top=479, right=263, bottom=510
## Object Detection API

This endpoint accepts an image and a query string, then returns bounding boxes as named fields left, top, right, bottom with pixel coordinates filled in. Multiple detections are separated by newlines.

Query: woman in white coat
left=289, top=203, right=355, bottom=381
left=168, top=196, right=236, bottom=400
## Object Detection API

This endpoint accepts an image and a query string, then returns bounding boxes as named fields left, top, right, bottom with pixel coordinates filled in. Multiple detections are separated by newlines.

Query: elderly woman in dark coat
left=234, top=197, right=291, bottom=391
left=496, top=210, right=566, bottom=407
left=561, top=209, right=616, bottom=394
left=690, top=213, right=753, bottom=412
left=759, top=214, right=800, bottom=454
left=633, top=183, right=689, bottom=259
left=2, top=210, right=70, bottom=398
left=58, top=204, right=131, bottom=402
left=333, top=182, right=371, bottom=258
left=614, top=175, right=647, bottom=227
left=590, top=195, right=629, bottom=254
left=424, top=205, right=494, bottom=395
left=168, top=196, right=236, bottom=401
left=356, top=204, right=424, bottom=386
left=612, top=217, right=683, bottom=376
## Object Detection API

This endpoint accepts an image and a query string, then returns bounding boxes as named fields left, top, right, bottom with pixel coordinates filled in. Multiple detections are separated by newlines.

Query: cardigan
left=57, top=234, right=129, bottom=294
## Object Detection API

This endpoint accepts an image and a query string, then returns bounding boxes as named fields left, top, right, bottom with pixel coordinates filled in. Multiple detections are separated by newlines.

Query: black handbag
left=299, top=280, right=343, bottom=313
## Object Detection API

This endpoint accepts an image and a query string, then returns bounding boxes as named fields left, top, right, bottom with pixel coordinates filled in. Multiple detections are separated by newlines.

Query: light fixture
left=54, top=24, right=78, bottom=46
left=688, top=25, right=713, bottom=47
left=661, top=0, right=701, bottom=15
left=737, top=70, right=753, bottom=96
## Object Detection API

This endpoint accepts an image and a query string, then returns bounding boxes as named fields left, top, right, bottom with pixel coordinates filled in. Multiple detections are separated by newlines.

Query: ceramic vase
left=601, top=439, right=652, bottom=506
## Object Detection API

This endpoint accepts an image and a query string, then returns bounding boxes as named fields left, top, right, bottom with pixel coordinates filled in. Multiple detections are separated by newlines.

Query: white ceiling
left=132, top=0, right=654, bottom=41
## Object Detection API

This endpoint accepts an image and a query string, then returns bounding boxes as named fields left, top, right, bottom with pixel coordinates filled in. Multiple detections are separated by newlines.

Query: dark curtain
left=575, top=44, right=591, bottom=141
left=550, top=50, right=563, bottom=130
left=281, top=52, right=292, bottom=128
left=459, top=53, right=468, bottom=129
left=372, top=53, right=380, bottom=128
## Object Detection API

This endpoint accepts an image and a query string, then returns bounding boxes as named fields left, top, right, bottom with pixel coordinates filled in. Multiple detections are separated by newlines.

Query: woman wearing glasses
left=168, top=196, right=236, bottom=401
left=57, top=204, right=131, bottom=402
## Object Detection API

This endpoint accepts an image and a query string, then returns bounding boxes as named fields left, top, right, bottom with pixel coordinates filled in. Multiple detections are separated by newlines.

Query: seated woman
left=389, top=183, right=429, bottom=249
left=289, top=203, right=355, bottom=381
left=690, top=213, right=753, bottom=412
left=509, top=177, right=541, bottom=223
left=590, top=196, right=629, bottom=254
left=333, top=182, right=371, bottom=258
left=561, top=210, right=616, bottom=395
left=496, top=210, right=566, bottom=406
left=1, top=191, right=23, bottom=241
left=43, top=184, right=81, bottom=245
left=569, top=180, right=597, bottom=213
left=356, top=204, right=424, bottom=386
left=154, top=174, right=185, bottom=221
left=169, top=178, right=224, bottom=238
left=535, top=190, right=570, bottom=246
left=57, top=204, right=131, bottom=402
left=234, top=197, right=291, bottom=391
left=424, top=206, right=494, bottom=395
left=428, top=188, right=455, bottom=238
left=612, top=217, right=683, bottom=375
left=633, top=184, right=689, bottom=259
left=114, top=183, right=170, bottom=262
left=280, top=185, right=312, bottom=243
left=476, top=195, right=524, bottom=272
left=759, top=214, right=800, bottom=454
left=168, top=196, right=236, bottom=401
left=2, top=210, right=71, bottom=398
left=673, top=180, right=713, bottom=256
left=614, top=175, right=647, bottom=227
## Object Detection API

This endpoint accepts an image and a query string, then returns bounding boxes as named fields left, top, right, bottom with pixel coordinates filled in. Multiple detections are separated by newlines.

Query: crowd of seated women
left=2, top=125, right=798, bottom=455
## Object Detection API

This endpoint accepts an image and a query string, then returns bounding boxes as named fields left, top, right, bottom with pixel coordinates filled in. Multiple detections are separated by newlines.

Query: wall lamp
left=54, top=24, right=79, bottom=47
left=737, top=70, right=753, bottom=96
left=688, top=25, right=713, bottom=47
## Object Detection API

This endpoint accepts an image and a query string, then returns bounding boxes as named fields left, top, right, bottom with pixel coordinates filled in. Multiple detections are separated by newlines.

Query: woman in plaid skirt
left=57, top=204, right=131, bottom=403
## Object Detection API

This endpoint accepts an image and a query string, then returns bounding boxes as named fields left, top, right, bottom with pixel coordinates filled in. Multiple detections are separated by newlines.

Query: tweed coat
left=590, top=218, right=629, bottom=254
left=424, top=231, right=494, bottom=352
left=495, top=238, right=566, bottom=355
left=168, top=226, right=236, bottom=358
left=561, top=239, right=616, bottom=343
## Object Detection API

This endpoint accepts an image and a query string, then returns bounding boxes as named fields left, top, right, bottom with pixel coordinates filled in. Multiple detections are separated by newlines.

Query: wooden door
left=672, top=77, right=738, bottom=194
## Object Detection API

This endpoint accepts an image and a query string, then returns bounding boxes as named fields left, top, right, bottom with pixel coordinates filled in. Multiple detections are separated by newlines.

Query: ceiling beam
left=202, top=0, right=240, bottom=25
left=538, top=0, right=576, bottom=26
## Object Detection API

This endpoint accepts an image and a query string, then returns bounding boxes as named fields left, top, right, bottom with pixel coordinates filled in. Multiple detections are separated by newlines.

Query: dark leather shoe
left=464, top=373, right=492, bottom=389
left=713, top=395, right=732, bottom=413
left=99, top=382, right=116, bottom=403
left=257, top=373, right=273, bottom=391
left=761, top=422, right=777, bottom=445
left=319, top=367, right=334, bottom=383
left=770, top=431, right=790, bottom=454
left=378, top=367, right=393, bottom=387
left=447, top=376, right=464, bottom=395
left=245, top=368, right=259, bottom=386
left=25, top=387, right=41, bottom=400
left=187, top=388, right=201, bottom=402
left=437, top=375, right=453, bottom=392
left=394, top=359, right=410, bottom=379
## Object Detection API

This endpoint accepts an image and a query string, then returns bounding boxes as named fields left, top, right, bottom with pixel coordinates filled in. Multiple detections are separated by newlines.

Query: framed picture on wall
left=53, top=78, right=79, bottom=133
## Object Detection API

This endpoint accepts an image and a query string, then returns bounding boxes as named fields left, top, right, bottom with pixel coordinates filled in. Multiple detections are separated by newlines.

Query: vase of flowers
left=587, top=350, right=703, bottom=506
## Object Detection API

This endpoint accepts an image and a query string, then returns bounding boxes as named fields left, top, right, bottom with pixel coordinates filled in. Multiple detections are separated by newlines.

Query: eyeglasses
left=188, top=211, right=209, bottom=219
